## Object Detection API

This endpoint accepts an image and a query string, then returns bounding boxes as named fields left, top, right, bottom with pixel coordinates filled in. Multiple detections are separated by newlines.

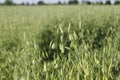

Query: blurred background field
left=0, top=5, right=120, bottom=80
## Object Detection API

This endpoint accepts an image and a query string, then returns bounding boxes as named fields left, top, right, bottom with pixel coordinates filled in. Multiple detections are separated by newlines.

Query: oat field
left=0, top=5, right=120, bottom=80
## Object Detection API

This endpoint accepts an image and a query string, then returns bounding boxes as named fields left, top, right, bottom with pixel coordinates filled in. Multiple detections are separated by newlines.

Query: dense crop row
left=0, top=5, right=120, bottom=80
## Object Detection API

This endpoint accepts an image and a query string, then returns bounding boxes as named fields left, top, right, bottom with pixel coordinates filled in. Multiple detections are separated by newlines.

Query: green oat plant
left=0, top=5, right=120, bottom=80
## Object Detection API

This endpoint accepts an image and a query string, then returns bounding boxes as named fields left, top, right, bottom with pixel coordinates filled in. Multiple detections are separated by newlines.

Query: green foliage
left=0, top=5, right=120, bottom=80
left=21, top=2, right=25, bottom=5
left=105, top=0, right=111, bottom=5
left=82, top=1, right=92, bottom=5
left=4, top=0, right=14, bottom=5
left=114, top=0, right=120, bottom=5
left=86, top=1, right=92, bottom=5
left=57, top=1, right=62, bottom=5
left=68, top=0, right=79, bottom=4
left=37, top=1, right=45, bottom=5
left=96, top=1, right=104, bottom=5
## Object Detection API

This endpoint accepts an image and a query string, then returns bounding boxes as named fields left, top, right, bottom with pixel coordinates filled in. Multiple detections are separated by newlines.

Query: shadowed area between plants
left=36, top=21, right=119, bottom=62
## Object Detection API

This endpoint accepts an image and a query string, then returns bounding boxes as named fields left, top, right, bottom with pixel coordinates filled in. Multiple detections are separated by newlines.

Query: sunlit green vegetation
left=0, top=5, right=120, bottom=80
